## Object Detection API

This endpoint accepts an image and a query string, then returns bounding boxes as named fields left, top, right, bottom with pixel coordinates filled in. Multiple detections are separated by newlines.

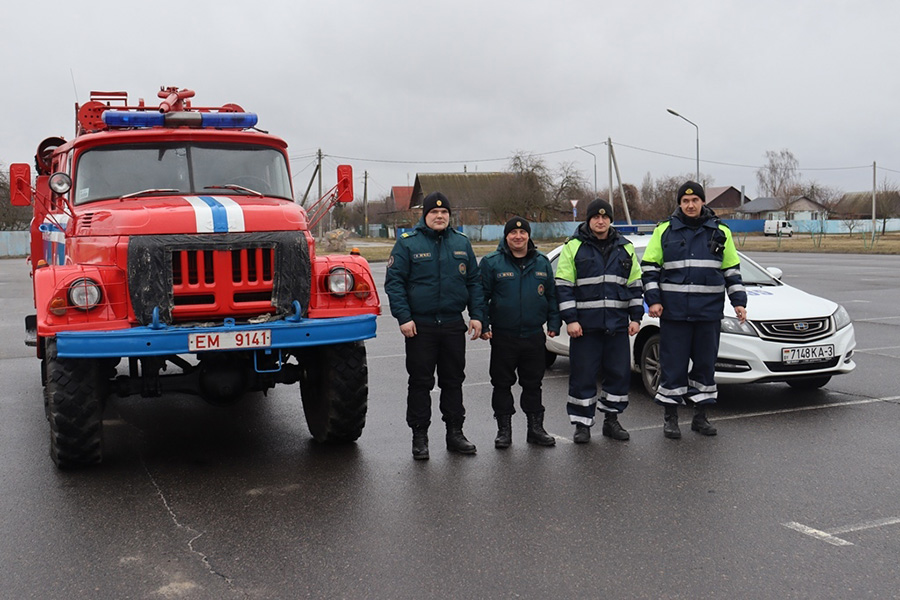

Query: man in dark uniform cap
left=384, top=192, right=486, bottom=459
left=480, top=217, right=561, bottom=448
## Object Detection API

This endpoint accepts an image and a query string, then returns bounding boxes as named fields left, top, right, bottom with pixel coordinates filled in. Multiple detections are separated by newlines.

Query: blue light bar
left=200, top=112, right=258, bottom=128
left=101, top=110, right=258, bottom=129
left=102, top=111, right=165, bottom=127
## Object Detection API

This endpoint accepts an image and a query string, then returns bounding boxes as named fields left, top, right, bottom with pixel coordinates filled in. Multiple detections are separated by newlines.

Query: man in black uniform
left=480, top=217, right=561, bottom=448
left=384, top=192, right=485, bottom=460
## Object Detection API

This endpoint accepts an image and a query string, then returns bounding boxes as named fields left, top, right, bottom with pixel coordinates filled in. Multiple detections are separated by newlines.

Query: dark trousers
left=655, top=319, right=721, bottom=406
left=567, top=329, right=631, bottom=426
left=405, top=320, right=467, bottom=428
left=489, top=331, right=547, bottom=417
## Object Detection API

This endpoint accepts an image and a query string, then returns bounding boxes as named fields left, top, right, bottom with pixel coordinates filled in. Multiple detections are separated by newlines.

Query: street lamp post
left=666, top=108, right=699, bottom=182
left=574, top=145, right=597, bottom=195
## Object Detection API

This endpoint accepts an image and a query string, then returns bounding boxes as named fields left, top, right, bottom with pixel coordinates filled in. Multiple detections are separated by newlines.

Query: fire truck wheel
left=298, top=342, right=368, bottom=443
left=44, top=339, right=105, bottom=469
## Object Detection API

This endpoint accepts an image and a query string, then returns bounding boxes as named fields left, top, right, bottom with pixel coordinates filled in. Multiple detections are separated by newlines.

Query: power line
left=293, top=142, right=894, bottom=176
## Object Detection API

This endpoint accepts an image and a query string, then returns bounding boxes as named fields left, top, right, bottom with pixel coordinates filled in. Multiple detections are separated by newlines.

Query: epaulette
left=401, top=230, right=419, bottom=238
left=450, top=228, right=469, bottom=238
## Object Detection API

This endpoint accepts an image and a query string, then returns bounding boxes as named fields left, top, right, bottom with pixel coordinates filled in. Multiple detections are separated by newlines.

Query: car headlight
left=67, top=278, right=103, bottom=310
left=833, top=305, right=852, bottom=330
left=326, top=267, right=354, bottom=297
left=721, top=316, right=758, bottom=336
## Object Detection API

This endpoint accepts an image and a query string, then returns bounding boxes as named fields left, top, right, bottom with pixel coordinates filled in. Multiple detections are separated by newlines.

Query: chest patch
left=413, top=252, right=432, bottom=260
left=535, top=271, right=547, bottom=278
left=497, top=271, right=515, bottom=279
left=453, top=250, right=468, bottom=258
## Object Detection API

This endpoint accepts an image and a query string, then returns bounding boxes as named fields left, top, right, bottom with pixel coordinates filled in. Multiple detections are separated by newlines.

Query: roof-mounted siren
left=76, top=91, right=131, bottom=135
left=34, top=137, right=67, bottom=176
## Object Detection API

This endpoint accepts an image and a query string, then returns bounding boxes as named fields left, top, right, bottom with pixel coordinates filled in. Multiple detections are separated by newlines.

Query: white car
left=544, top=237, right=856, bottom=395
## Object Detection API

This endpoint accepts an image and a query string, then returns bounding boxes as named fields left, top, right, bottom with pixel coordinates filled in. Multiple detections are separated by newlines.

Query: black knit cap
left=585, top=198, right=613, bottom=222
left=504, top=216, right=531, bottom=237
left=677, top=181, right=705, bottom=203
left=422, top=191, right=451, bottom=216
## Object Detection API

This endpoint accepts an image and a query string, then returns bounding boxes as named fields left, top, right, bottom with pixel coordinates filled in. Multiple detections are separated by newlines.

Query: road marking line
left=782, top=522, right=853, bottom=546
left=828, top=517, right=900, bottom=535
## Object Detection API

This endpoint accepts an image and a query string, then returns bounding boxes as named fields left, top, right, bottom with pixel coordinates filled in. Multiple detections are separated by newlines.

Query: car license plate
left=189, top=330, right=271, bottom=351
left=782, top=344, right=834, bottom=365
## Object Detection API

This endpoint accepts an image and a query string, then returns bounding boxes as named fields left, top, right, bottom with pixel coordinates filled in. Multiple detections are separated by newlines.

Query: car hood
left=727, top=283, right=838, bottom=320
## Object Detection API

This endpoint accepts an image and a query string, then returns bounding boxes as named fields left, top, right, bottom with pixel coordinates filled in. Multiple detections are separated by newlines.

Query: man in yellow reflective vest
left=641, top=182, right=748, bottom=439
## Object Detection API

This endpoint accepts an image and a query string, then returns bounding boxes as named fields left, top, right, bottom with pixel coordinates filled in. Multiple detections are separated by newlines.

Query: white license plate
left=189, top=329, right=272, bottom=351
left=782, top=344, right=834, bottom=365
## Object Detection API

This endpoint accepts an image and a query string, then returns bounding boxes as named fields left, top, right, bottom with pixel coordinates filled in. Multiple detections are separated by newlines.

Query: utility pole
left=363, top=170, right=369, bottom=238
left=872, top=161, right=877, bottom=244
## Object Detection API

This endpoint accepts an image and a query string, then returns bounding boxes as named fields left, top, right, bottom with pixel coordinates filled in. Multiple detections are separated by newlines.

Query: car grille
left=753, top=317, right=833, bottom=343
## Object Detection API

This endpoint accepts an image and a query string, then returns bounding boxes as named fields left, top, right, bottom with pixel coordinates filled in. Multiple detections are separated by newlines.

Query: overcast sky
left=2, top=0, right=898, bottom=202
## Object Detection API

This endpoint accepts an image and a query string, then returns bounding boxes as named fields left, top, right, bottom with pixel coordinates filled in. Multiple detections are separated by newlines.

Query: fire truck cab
left=9, top=87, right=380, bottom=468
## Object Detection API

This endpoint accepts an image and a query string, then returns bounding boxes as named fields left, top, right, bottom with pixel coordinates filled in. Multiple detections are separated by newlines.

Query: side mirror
left=766, top=266, right=783, bottom=280
left=9, top=163, right=32, bottom=206
left=336, top=165, right=353, bottom=203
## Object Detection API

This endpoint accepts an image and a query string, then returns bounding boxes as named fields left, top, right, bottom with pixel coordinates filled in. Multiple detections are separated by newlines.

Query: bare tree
left=802, top=181, right=844, bottom=219
left=875, top=178, right=900, bottom=235
left=756, top=149, right=803, bottom=218
left=638, top=172, right=711, bottom=222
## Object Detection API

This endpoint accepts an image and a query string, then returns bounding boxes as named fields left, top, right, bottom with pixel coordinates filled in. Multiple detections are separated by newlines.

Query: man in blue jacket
left=480, top=217, right=561, bottom=448
left=384, top=192, right=485, bottom=460
left=555, top=199, right=644, bottom=444
left=641, top=182, right=748, bottom=439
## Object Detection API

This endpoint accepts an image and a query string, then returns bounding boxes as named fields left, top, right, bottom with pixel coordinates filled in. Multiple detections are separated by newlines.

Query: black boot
left=573, top=423, right=591, bottom=444
left=526, top=412, right=555, bottom=446
left=691, top=406, right=718, bottom=436
left=412, top=426, right=429, bottom=460
left=494, top=415, right=512, bottom=449
left=601, top=413, right=630, bottom=441
left=663, top=405, right=681, bottom=439
left=446, top=421, right=477, bottom=454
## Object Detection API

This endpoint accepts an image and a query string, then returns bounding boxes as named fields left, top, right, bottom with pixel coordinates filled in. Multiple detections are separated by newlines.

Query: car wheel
left=786, top=375, right=831, bottom=390
left=639, top=333, right=661, bottom=397
left=545, top=350, right=557, bottom=369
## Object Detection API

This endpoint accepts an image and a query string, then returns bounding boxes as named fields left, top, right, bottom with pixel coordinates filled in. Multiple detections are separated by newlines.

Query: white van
left=764, top=220, right=794, bottom=237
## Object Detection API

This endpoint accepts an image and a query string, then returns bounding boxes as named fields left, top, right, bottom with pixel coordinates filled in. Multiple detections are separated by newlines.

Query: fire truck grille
left=170, top=248, right=275, bottom=316
left=128, top=232, right=311, bottom=326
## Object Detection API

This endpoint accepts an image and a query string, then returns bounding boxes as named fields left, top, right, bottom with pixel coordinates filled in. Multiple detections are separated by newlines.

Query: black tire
left=787, top=375, right=831, bottom=390
left=639, top=333, right=661, bottom=397
left=298, top=342, right=368, bottom=443
left=545, top=350, right=557, bottom=368
left=44, top=339, right=105, bottom=469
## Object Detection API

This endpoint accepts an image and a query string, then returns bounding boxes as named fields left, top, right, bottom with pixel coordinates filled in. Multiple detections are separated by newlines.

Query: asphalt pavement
left=1, top=253, right=899, bottom=599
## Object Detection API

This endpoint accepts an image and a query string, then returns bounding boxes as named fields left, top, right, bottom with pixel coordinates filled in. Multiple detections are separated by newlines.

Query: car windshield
left=73, top=142, right=293, bottom=204
left=550, top=243, right=780, bottom=286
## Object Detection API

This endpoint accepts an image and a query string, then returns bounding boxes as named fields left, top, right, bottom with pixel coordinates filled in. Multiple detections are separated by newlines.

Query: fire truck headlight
left=326, top=267, right=354, bottom=297
left=67, top=278, right=103, bottom=310
left=49, top=172, right=72, bottom=195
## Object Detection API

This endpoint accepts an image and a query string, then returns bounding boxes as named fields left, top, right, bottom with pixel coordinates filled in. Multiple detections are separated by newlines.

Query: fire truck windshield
left=73, top=143, right=292, bottom=204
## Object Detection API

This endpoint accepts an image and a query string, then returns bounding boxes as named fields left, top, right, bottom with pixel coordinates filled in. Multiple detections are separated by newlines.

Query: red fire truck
left=8, top=87, right=380, bottom=468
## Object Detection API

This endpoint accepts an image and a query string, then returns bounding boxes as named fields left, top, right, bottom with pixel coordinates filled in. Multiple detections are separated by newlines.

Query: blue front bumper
left=54, top=313, right=377, bottom=359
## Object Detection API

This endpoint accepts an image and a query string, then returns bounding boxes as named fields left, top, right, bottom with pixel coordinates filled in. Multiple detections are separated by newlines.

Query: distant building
left=411, top=172, right=525, bottom=225
left=705, top=186, right=749, bottom=218
left=734, top=196, right=827, bottom=221
left=833, top=191, right=900, bottom=219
